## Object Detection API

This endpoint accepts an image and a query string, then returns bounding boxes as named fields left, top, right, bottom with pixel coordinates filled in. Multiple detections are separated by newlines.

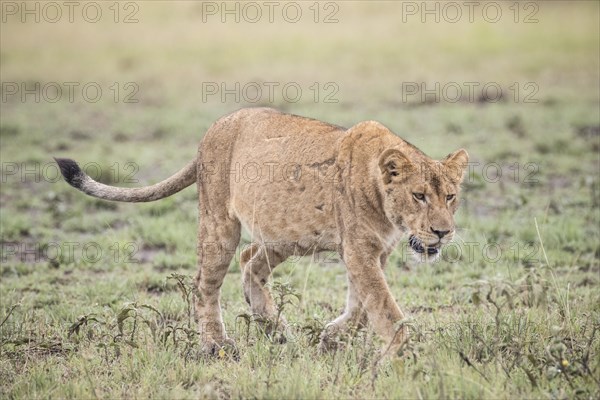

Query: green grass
left=1, top=2, right=599, bottom=399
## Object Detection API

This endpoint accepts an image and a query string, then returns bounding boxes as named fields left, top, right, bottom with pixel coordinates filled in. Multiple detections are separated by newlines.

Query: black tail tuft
left=54, top=157, right=84, bottom=187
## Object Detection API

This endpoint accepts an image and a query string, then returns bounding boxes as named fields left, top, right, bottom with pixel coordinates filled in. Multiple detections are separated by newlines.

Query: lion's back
left=201, top=108, right=345, bottom=246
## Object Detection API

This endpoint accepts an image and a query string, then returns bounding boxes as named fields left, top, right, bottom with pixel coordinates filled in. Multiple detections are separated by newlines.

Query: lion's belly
left=230, top=161, right=340, bottom=250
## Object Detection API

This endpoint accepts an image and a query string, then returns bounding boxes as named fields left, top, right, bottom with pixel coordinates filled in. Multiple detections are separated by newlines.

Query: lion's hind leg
left=194, top=211, right=241, bottom=356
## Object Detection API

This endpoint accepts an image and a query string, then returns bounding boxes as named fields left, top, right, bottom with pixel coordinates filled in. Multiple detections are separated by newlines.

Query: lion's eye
left=446, top=194, right=456, bottom=201
left=413, top=193, right=425, bottom=202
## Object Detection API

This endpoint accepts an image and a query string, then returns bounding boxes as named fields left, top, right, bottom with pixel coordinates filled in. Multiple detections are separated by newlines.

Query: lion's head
left=379, top=148, right=469, bottom=261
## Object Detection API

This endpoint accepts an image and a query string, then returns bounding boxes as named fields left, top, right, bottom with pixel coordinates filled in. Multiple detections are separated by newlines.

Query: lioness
left=55, top=107, right=468, bottom=357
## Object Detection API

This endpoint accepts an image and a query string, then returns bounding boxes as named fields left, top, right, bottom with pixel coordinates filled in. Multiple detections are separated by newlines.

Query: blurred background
left=1, top=1, right=598, bottom=155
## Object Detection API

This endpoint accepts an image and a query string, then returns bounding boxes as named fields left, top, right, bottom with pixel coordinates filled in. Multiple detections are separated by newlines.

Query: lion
left=55, top=107, right=468, bottom=357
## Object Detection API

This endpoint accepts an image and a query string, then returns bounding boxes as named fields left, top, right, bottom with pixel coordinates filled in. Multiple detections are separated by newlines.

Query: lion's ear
left=379, top=148, right=415, bottom=184
left=442, top=148, right=469, bottom=184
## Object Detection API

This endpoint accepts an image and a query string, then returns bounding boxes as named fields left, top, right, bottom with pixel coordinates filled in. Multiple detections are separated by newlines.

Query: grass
left=1, top=1, right=599, bottom=399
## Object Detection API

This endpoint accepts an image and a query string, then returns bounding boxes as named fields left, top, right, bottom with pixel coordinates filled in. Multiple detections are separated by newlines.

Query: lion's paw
left=201, top=337, right=239, bottom=360
left=318, top=324, right=346, bottom=354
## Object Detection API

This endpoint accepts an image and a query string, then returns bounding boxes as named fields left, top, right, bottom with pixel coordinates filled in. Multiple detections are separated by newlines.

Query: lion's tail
left=54, top=157, right=196, bottom=202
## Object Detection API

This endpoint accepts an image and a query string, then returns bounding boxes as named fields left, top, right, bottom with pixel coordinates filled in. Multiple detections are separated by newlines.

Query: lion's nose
left=431, top=227, right=450, bottom=238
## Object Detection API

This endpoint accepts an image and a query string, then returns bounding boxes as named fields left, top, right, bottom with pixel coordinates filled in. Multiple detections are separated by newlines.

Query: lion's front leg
left=319, top=250, right=392, bottom=352
left=327, top=240, right=408, bottom=357
left=319, top=278, right=368, bottom=352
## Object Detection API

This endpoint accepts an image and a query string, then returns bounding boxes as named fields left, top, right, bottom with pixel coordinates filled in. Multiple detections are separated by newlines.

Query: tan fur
left=56, top=107, right=468, bottom=357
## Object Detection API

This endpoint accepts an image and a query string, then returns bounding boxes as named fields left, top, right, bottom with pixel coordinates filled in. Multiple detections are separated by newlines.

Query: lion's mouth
left=409, top=235, right=439, bottom=256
